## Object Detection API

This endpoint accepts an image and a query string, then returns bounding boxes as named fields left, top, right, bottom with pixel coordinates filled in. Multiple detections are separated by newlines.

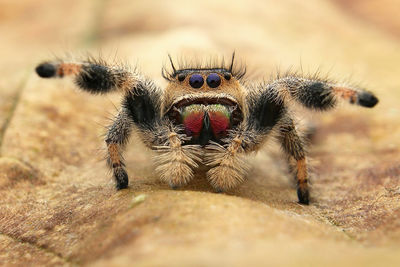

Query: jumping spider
left=35, top=54, right=378, bottom=204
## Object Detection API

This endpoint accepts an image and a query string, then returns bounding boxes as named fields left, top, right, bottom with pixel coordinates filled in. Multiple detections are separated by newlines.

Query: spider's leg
left=263, top=75, right=379, bottom=203
left=36, top=57, right=169, bottom=189
left=105, top=80, right=165, bottom=189
left=277, top=117, right=309, bottom=204
left=244, top=82, right=311, bottom=204
left=35, top=59, right=141, bottom=94
left=105, top=108, right=134, bottom=189
left=106, top=76, right=165, bottom=189
left=269, top=76, right=378, bottom=110
left=205, top=82, right=289, bottom=192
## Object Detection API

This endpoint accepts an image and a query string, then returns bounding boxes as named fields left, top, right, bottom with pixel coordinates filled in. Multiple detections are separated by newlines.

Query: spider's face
left=162, top=68, right=246, bottom=145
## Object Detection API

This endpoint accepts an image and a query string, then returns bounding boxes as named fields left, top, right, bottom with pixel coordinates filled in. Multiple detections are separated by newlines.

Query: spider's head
left=161, top=54, right=247, bottom=145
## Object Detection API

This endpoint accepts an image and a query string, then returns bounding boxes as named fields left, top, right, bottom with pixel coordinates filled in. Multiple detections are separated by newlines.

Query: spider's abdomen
left=181, top=104, right=231, bottom=145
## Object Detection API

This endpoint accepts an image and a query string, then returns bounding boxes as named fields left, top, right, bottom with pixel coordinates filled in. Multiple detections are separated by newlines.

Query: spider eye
left=189, top=74, right=204, bottom=89
left=224, top=73, right=231, bottom=80
left=206, top=73, right=221, bottom=88
left=177, top=73, right=186, bottom=82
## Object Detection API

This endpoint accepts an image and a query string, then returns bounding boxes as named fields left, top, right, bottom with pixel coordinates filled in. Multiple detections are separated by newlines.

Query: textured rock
left=0, top=157, right=43, bottom=188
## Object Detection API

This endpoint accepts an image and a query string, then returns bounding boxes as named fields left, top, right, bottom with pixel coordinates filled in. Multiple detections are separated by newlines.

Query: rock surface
left=1, top=0, right=400, bottom=266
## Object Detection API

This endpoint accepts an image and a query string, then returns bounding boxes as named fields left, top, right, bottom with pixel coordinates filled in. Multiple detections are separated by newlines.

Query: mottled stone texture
left=0, top=0, right=399, bottom=266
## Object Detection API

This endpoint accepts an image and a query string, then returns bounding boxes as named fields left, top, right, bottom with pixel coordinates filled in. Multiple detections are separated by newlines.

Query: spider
left=35, top=54, right=378, bottom=204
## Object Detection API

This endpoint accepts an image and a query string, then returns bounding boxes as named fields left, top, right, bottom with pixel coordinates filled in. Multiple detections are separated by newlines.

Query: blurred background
left=1, top=0, right=400, bottom=266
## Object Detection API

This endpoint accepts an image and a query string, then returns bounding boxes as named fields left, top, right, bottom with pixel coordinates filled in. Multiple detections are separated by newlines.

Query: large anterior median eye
left=206, top=73, right=221, bottom=88
left=189, top=74, right=204, bottom=88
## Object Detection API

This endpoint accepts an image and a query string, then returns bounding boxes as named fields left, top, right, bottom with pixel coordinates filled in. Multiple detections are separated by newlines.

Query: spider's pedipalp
left=154, top=131, right=201, bottom=188
left=204, top=125, right=266, bottom=192
left=205, top=137, right=250, bottom=191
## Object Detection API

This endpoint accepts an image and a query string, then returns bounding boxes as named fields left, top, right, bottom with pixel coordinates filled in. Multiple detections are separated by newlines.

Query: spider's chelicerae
left=35, top=54, right=378, bottom=204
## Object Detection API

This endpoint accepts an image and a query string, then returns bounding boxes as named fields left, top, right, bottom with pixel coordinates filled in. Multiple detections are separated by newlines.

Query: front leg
left=36, top=56, right=167, bottom=190
left=278, top=118, right=309, bottom=204
left=106, top=87, right=164, bottom=189
left=247, top=81, right=309, bottom=203
left=36, top=58, right=142, bottom=94
left=205, top=82, right=287, bottom=192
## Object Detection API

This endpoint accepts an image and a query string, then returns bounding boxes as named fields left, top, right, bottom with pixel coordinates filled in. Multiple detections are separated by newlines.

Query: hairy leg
left=36, top=57, right=164, bottom=190
left=268, top=75, right=378, bottom=110
left=205, top=137, right=251, bottom=192
left=203, top=84, right=285, bottom=192
left=105, top=109, right=134, bottom=189
left=36, top=58, right=142, bottom=94
left=278, top=117, right=309, bottom=204
left=204, top=124, right=266, bottom=192
left=153, top=126, right=201, bottom=188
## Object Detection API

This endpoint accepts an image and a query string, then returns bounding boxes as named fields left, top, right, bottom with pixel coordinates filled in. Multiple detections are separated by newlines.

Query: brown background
left=1, top=0, right=400, bottom=266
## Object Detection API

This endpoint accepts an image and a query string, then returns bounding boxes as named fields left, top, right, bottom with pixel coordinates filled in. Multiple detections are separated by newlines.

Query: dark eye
left=177, top=73, right=186, bottom=82
left=206, top=73, right=221, bottom=88
left=189, top=74, right=204, bottom=88
left=224, top=73, right=231, bottom=80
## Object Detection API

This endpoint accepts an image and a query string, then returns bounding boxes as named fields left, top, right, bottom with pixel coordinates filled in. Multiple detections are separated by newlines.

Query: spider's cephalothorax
left=162, top=66, right=246, bottom=146
left=35, top=54, right=378, bottom=204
